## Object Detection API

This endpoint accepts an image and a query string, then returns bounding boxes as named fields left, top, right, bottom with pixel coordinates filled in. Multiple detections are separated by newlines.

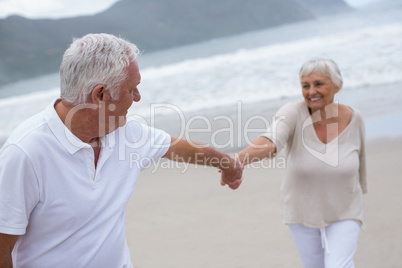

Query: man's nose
left=132, top=88, right=141, bottom=102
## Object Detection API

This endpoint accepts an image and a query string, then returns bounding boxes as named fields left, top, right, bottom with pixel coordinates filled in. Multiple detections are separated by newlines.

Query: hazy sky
left=0, top=0, right=117, bottom=19
left=0, top=0, right=382, bottom=19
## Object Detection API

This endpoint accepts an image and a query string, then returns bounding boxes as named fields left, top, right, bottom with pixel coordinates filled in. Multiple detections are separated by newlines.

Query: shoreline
left=148, top=94, right=402, bottom=154
left=1, top=102, right=401, bottom=150
left=1, top=79, right=402, bottom=148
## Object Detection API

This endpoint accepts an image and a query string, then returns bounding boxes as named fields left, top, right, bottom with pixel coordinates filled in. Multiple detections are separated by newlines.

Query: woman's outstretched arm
left=238, top=136, right=277, bottom=166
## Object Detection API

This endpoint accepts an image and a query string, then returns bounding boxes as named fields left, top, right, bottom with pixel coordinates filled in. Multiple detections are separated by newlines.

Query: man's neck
left=54, top=99, right=100, bottom=145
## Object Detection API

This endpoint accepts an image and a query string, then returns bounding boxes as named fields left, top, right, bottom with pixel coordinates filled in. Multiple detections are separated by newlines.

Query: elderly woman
left=238, top=57, right=367, bottom=267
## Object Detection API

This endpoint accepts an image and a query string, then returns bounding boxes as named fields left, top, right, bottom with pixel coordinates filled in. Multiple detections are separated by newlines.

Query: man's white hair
left=60, top=33, right=140, bottom=105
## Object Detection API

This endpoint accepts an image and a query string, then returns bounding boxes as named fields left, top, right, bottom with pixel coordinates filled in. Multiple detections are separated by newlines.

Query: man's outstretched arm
left=163, top=137, right=243, bottom=189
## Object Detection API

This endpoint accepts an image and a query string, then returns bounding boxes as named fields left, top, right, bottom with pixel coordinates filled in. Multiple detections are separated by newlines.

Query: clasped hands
left=219, top=153, right=244, bottom=190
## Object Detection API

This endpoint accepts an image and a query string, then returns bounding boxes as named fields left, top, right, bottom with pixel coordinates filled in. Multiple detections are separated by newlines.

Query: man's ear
left=91, top=84, right=107, bottom=104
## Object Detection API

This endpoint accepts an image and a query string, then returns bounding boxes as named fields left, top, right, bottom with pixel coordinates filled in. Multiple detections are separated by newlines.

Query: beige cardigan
left=262, top=101, right=367, bottom=228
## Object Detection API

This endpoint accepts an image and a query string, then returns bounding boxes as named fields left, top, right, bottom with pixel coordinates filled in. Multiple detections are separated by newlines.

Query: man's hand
left=220, top=154, right=243, bottom=190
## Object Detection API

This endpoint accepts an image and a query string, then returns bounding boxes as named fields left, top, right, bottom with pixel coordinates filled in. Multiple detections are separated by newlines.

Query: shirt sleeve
left=261, top=102, right=299, bottom=154
left=0, top=144, right=40, bottom=235
left=146, top=126, right=172, bottom=161
left=123, top=120, right=171, bottom=171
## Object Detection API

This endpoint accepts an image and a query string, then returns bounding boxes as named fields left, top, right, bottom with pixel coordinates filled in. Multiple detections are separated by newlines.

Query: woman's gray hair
left=60, top=33, right=140, bottom=105
left=299, top=56, right=343, bottom=89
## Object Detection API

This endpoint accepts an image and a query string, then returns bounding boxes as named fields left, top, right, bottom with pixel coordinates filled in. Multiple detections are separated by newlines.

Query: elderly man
left=0, top=33, right=242, bottom=267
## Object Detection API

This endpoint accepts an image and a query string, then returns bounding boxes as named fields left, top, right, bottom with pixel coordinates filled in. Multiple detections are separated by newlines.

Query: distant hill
left=294, top=0, right=352, bottom=16
left=0, top=0, right=352, bottom=86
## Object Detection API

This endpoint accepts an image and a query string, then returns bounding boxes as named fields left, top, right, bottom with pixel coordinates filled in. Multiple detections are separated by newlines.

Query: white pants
left=288, top=220, right=360, bottom=268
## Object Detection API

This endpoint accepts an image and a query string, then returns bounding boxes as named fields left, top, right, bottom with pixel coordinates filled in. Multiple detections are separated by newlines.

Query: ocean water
left=0, top=0, right=401, bottom=144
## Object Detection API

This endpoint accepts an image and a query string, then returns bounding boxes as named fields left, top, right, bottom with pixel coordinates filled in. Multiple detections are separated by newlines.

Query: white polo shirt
left=0, top=100, right=171, bottom=267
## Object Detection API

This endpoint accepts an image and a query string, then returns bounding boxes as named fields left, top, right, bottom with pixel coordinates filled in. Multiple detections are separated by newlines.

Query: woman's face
left=301, top=72, right=340, bottom=113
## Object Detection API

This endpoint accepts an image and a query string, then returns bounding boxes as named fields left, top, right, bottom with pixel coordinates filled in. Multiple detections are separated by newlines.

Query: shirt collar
left=44, top=99, right=116, bottom=155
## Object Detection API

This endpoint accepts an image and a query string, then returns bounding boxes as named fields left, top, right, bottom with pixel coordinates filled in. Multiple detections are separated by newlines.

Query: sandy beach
left=125, top=135, right=402, bottom=268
